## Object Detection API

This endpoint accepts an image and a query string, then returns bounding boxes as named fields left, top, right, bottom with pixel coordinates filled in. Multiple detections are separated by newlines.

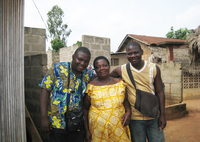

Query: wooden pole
left=0, top=0, right=26, bottom=141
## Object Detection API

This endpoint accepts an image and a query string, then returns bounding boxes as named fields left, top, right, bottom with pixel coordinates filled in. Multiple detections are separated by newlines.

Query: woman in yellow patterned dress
left=84, top=56, right=131, bottom=142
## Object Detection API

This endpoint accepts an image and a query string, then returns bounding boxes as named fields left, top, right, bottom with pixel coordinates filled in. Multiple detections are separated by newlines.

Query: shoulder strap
left=67, top=63, right=70, bottom=112
left=80, top=73, right=83, bottom=109
left=126, top=63, right=137, bottom=89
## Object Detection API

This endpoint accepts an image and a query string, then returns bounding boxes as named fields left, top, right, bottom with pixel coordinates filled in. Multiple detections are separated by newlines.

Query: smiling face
left=72, top=51, right=90, bottom=75
left=126, top=45, right=143, bottom=67
left=94, top=59, right=110, bottom=79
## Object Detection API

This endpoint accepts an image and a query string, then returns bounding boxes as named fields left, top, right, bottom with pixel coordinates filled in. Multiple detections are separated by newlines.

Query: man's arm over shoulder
left=154, top=65, right=166, bottom=130
left=110, top=66, right=122, bottom=78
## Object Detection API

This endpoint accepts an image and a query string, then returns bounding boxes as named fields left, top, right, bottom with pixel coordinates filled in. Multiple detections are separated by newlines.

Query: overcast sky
left=24, top=0, right=200, bottom=52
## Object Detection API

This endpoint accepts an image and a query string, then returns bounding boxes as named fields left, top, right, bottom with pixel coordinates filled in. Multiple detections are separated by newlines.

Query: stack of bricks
left=24, top=27, right=46, bottom=56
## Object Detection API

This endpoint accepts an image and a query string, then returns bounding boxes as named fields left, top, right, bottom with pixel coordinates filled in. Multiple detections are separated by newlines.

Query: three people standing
left=39, top=42, right=166, bottom=142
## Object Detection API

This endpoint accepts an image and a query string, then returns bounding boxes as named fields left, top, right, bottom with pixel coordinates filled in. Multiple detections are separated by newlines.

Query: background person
left=84, top=56, right=131, bottom=142
left=39, top=47, right=95, bottom=142
left=110, top=41, right=166, bottom=142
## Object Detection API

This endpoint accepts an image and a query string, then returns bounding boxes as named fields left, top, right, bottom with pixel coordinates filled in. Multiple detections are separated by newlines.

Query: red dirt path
left=164, top=99, right=200, bottom=142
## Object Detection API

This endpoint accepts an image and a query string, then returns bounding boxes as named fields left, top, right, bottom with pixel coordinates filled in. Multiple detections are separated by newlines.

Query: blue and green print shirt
left=39, top=62, right=95, bottom=129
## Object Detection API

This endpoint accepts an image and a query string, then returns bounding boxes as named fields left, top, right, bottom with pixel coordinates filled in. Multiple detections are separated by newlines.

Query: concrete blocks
left=91, top=44, right=101, bottom=50
left=24, top=53, right=48, bottom=140
left=31, top=54, right=47, bottom=66
left=24, top=27, right=46, bottom=56
left=165, top=103, right=188, bottom=120
left=82, top=35, right=94, bottom=42
left=82, top=35, right=111, bottom=65
left=95, top=37, right=104, bottom=43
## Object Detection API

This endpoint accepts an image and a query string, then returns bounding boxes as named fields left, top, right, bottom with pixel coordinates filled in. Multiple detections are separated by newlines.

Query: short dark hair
left=74, top=47, right=91, bottom=58
left=126, top=41, right=142, bottom=51
left=93, top=56, right=110, bottom=69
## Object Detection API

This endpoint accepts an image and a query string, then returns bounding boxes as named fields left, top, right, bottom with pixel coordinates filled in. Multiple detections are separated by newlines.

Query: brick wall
left=159, top=63, right=183, bottom=105
left=24, top=54, right=48, bottom=141
left=58, top=35, right=111, bottom=65
left=82, top=35, right=111, bottom=65
left=59, top=44, right=80, bottom=63
left=24, top=27, right=46, bottom=56
left=46, top=50, right=60, bottom=69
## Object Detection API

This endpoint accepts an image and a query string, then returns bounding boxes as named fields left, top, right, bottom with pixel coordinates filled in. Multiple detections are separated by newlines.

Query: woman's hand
left=121, top=111, right=131, bottom=127
left=85, top=130, right=92, bottom=142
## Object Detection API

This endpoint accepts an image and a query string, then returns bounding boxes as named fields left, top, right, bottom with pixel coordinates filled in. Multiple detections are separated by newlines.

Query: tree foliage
left=51, top=38, right=64, bottom=52
left=47, top=5, right=71, bottom=49
left=73, top=41, right=82, bottom=46
left=166, top=26, right=191, bottom=40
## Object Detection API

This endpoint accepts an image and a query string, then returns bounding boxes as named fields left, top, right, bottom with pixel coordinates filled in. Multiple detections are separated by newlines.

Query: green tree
left=166, top=26, right=191, bottom=40
left=166, top=26, right=175, bottom=39
left=51, top=38, right=64, bottom=52
left=47, top=5, right=71, bottom=49
left=73, top=41, right=82, bottom=46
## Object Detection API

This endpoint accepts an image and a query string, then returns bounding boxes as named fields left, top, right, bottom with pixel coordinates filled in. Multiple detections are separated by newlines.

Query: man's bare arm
left=83, top=94, right=92, bottom=142
left=109, top=66, right=122, bottom=78
left=40, top=88, right=52, bottom=133
left=154, top=65, right=166, bottom=129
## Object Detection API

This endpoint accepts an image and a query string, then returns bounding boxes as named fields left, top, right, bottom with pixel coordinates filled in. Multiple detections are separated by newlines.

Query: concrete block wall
left=159, top=63, right=183, bottom=105
left=46, top=50, right=60, bottom=69
left=165, top=103, right=188, bottom=120
left=59, top=44, right=80, bottom=63
left=82, top=35, right=111, bottom=65
left=24, top=27, right=46, bottom=56
left=46, top=35, right=110, bottom=68
left=24, top=54, right=48, bottom=141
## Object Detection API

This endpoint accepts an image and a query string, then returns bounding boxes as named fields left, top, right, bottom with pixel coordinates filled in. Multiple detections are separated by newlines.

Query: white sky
left=24, top=0, right=200, bottom=52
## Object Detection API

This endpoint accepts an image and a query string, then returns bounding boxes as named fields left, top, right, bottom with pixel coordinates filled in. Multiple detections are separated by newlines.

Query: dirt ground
left=164, top=99, right=200, bottom=142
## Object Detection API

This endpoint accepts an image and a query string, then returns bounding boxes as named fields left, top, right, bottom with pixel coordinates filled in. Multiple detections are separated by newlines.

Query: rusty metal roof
left=128, top=34, right=186, bottom=44
left=117, top=34, right=186, bottom=52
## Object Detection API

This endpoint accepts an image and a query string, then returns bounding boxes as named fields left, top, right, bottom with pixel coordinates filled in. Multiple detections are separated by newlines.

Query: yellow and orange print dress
left=86, top=80, right=131, bottom=142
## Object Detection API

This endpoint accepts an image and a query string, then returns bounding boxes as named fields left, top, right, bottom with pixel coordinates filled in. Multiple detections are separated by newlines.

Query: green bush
left=51, top=38, right=64, bottom=52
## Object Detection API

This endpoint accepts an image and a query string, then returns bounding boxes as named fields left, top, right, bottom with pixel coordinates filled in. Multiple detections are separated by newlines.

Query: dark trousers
left=48, top=127, right=84, bottom=142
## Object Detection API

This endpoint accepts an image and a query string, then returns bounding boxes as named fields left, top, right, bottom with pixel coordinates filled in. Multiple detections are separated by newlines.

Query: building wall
left=59, top=44, right=80, bottom=63
left=82, top=35, right=111, bottom=65
left=173, top=47, right=190, bottom=65
left=24, top=27, right=46, bottom=56
left=148, top=46, right=167, bottom=63
left=56, top=35, right=111, bottom=66
left=46, top=50, right=60, bottom=69
left=182, top=69, right=200, bottom=100
left=24, top=54, right=48, bottom=142
left=111, top=53, right=127, bottom=64
left=159, top=63, right=183, bottom=105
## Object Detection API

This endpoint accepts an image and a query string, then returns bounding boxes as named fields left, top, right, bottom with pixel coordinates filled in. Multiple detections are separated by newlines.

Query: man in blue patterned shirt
left=39, top=47, right=95, bottom=142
